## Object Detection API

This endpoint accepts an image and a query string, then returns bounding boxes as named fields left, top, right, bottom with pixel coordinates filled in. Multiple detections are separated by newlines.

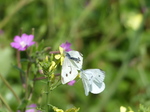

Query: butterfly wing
left=61, top=50, right=83, bottom=84
left=61, top=56, right=78, bottom=84
left=67, top=51, right=83, bottom=70
left=81, top=69, right=105, bottom=95
left=91, top=81, right=105, bottom=94
left=80, top=70, right=91, bottom=96
left=88, top=69, right=105, bottom=94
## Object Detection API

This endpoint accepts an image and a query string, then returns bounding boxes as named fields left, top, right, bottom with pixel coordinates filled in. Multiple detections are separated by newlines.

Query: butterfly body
left=66, top=53, right=81, bottom=63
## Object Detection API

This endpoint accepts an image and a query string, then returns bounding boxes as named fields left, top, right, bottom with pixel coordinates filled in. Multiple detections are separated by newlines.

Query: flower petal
left=59, top=47, right=64, bottom=54
left=55, top=54, right=61, bottom=59
left=21, top=34, right=28, bottom=42
left=11, top=33, right=35, bottom=51
left=28, top=41, right=35, bottom=46
left=67, top=80, right=76, bottom=86
left=18, top=47, right=26, bottom=51
left=60, top=42, right=72, bottom=52
left=27, top=104, right=37, bottom=108
left=120, top=106, right=127, bottom=112
left=10, top=42, right=20, bottom=49
left=27, top=35, right=34, bottom=42
left=25, top=34, right=34, bottom=45
left=14, top=36, right=21, bottom=42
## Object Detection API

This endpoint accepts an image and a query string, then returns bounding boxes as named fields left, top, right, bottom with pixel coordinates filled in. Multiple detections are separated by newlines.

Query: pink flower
left=17, top=104, right=41, bottom=112
left=26, top=109, right=38, bottom=112
left=18, top=109, right=41, bottom=112
left=27, top=104, right=37, bottom=108
left=60, top=42, right=72, bottom=52
left=67, top=80, right=76, bottom=86
left=10, top=33, right=35, bottom=51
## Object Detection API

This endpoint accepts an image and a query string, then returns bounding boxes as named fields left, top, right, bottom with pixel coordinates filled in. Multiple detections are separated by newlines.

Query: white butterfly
left=61, top=51, right=83, bottom=84
left=80, top=69, right=105, bottom=96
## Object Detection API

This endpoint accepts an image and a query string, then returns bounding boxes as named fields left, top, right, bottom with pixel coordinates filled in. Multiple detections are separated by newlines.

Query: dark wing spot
left=69, top=71, right=72, bottom=74
left=68, top=66, right=72, bottom=74
left=98, top=75, right=101, bottom=77
left=66, top=74, right=68, bottom=77
left=77, top=57, right=80, bottom=63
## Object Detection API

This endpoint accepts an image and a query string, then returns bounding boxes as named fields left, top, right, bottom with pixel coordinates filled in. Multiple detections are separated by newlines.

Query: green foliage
left=0, top=0, right=150, bottom=112
left=138, top=104, right=150, bottom=112
left=120, top=104, right=150, bottom=112
left=17, top=99, right=29, bottom=110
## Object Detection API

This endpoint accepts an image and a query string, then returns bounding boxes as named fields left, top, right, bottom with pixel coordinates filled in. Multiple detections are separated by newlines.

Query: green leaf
left=17, top=99, right=29, bottom=110
left=12, top=65, right=25, bottom=75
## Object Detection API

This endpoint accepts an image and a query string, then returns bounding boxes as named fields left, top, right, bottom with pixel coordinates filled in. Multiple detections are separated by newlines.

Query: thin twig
left=0, top=94, right=12, bottom=112
left=0, top=73, right=20, bottom=103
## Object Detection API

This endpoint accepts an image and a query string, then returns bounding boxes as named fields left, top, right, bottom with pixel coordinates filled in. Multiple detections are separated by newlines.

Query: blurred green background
left=0, top=0, right=150, bottom=112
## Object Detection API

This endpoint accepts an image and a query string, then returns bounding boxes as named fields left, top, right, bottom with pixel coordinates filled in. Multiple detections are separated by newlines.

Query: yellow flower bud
left=53, top=107, right=64, bottom=112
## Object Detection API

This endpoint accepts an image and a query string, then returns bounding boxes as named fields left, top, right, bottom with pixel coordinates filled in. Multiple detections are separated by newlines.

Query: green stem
left=0, top=73, right=20, bottom=103
left=25, top=63, right=31, bottom=99
left=17, top=50, right=26, bottom=88
left=28, top=73, right=36, bottom=100
left=0, top=94, right=12, bottom=112
left=46, top=78, right=50, bottom=111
